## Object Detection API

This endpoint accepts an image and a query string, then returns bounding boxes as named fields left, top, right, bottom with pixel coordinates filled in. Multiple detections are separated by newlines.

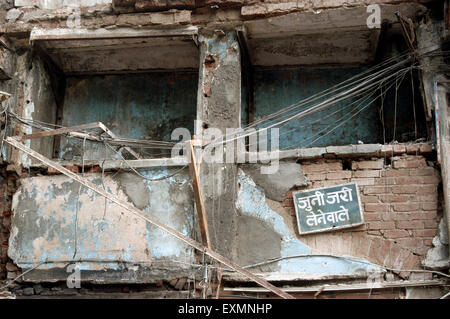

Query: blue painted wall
left=10, top=168, right=195, bottom=271
left=245, top=67, right=383, bottom=149
left=60, top=72, right=198, bottom=160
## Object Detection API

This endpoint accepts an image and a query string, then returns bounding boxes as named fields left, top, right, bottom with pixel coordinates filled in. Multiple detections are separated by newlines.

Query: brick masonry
left=0, top=166, right=18, bottom=281
left=282, top=154, right=442, bottom=280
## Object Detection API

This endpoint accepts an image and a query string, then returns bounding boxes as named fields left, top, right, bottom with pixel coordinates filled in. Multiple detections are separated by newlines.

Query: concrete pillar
left=435, top=81, right=450, bottom=258
left=417, top=18, right=450, bottom=256
left=416, top=19, right=444, bottom=128
left=195, top=30, right=241, bottom=256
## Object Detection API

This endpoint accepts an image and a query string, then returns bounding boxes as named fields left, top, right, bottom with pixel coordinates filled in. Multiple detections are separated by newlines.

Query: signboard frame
left=292, top=182, right=365, bottom=235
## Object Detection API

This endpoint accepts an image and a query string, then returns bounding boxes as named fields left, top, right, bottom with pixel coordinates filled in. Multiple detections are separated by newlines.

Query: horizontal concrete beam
left=22, top=143, right=435, bottom=169
left=246, top=143, right=435, bottom=161
left=223, top=279, right=447, bottom=292
left=30, top=26, right=198, bottom=41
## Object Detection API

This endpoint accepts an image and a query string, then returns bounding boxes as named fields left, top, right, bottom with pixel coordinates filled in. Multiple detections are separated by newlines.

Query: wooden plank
left=101, top=157, right=188, bottom=170
left=187, top=140, right=211, bottom=249
left=5, top=137, right=294, bottom=300
left=223, top=279, right=448, bottom=293
left=97, top=122, right=141, bottom=160
left=0, top=91, right=11, bottom=100
left=21, top=122, right=102, bottom=140
left=22, top=121, right=141, bottom=160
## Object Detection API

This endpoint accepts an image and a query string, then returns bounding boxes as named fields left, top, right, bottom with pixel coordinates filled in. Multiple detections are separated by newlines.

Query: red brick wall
left=283, top=153, right=442, bottom=280
left=0, top=167, right=17, bottom=280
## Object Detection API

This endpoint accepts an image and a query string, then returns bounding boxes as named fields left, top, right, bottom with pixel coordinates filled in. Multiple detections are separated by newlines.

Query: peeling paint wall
left=238, top=154, right=444, bottom=281
left=235, top=169, right=383, bottom=278
left=8, top=168, right=196, bottom=281
left=245, top=67, right=379, bottom=148
left=60, top=72, right=198, bottom=160
left=0, top=0, right=446, bottom=297
left=245, top=66, right=426, bottom=149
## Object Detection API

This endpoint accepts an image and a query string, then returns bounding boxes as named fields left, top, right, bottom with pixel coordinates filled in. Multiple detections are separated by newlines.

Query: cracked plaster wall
left=8, top=168, right=196, bottom=281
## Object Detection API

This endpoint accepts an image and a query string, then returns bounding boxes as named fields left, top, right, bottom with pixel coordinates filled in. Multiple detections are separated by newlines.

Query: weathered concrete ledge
left=245, top=142, right=435, bottom=162
left=20, top=263, right=198, bottom=284
left=222, top=270, right=384, bottom=283
left=21, top=142, right=435, bottom=170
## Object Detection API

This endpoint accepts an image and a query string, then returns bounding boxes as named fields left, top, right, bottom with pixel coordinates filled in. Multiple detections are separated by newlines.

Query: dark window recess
left=58, top=72, right=198, bottom=161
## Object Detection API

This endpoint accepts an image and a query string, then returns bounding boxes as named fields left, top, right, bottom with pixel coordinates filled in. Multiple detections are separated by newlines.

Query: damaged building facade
left=0, top=0, right=449, bottom=299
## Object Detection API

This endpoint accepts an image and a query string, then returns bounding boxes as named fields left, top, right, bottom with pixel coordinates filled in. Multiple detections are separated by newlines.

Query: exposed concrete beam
left=30, top=27, right=200, bottom=73
left=417, top=19, right=444, bottom=120
left=236, top=27, right=255, bottom=124
left=435, top=81, right=450, bottom=258
left=30, top=26, right=198, bottom=41
left=223, top=279, right=449, bottom=293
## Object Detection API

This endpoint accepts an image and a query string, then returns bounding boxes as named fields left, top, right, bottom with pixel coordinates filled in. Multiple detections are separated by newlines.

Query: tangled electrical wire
left=3, top=46, right=450, bottom=168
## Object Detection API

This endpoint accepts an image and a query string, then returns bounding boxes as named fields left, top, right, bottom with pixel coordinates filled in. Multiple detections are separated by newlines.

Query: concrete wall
left=243, top=66, right=428, bottom=149
left=0, top=51, right=58, bottom=167
left=14, top=0, right=112, bottom=9
left=251, top=67, right=380, bottom=148
left=0, top=0, right=446, bottom=297
left=8, top=167, right=198, bottom=282
left=60, top=72, right=198, bottom=160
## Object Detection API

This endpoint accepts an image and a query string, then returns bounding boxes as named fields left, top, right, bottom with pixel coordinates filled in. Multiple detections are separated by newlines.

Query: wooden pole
left=5, top=136, right=294, bottom=299
left=435, top=81, right=450, bottom=257
left=21, top=121, right=141, bottom=160
left=187, top=140, right=211, bottom=249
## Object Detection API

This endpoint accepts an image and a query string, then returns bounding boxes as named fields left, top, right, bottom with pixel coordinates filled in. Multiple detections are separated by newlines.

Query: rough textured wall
left=250, top=67, right=381, bottom=148
left=196, top=31, right=242, bottom=257
left=246, top=66, right=428, bottom=148
left=7, top=168, right=198, bottom=283
left=0, top=52, right=58, bottom=167
left=0, top=166, right=18, bottom=281
left=112, top=0, right=430, bottom=13
left=207, top=145, right=446, bottom=281
left=272, top=153, right=444, bottom=279
left=233, top=168, right=383, bottom=278
left=26, top=55, right=58, bottom=162
left=13, top=0, right=112, bottom=8
left=0, top=0, right=428, bottom=34
left=60, top=72, right=198, bottom=160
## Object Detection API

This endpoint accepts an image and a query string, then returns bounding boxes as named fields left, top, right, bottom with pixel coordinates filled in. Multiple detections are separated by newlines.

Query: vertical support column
left=416, top=19, right=444, bottom=133
left=417, top=18, right=450, bottom=256
left=435, top=82, right=450, bottom=257
left=196, top=30, right=241, bottom=256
